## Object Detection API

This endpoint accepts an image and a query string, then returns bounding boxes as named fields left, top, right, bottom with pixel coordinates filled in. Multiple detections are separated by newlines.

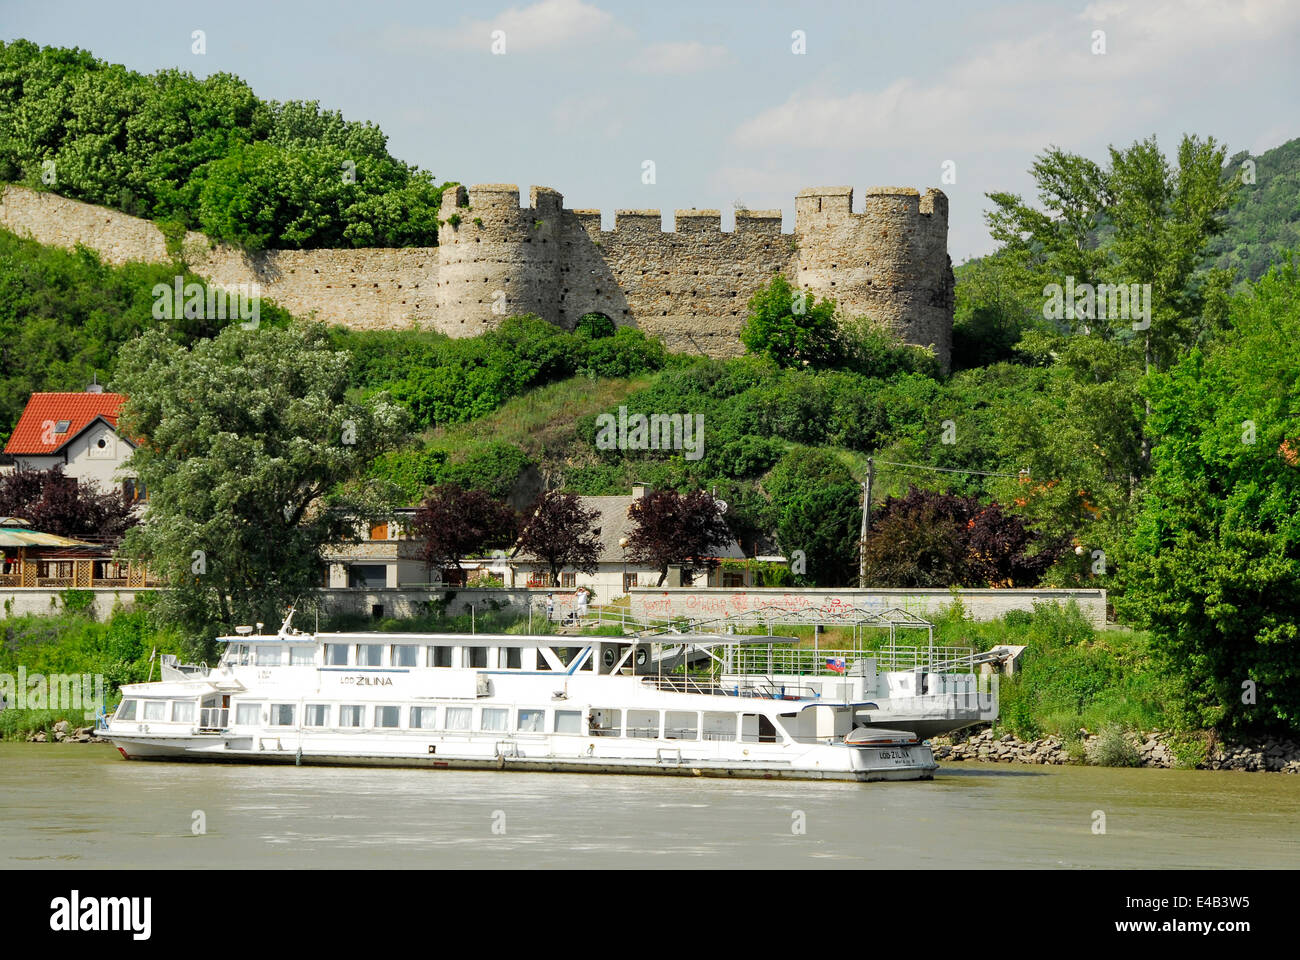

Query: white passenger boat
left=103, top=613, right=997, bottom=782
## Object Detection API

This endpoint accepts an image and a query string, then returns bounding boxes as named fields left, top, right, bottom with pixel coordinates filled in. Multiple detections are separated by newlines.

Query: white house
left=2, top=386, right=142, bottom=502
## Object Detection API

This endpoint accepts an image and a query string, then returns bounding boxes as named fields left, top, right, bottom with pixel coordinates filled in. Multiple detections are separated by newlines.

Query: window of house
left=53, top=419, right=70, bottom=434
left=270, top=704, right=296, bottom=726
left=171, top=701, right=196, bottom=723
left=375, top=705, right=400, bottom=728
left=445, top=707, right=471, bottom=730
left=324, top=644, right=349, bottom=666
left=722, top=571, right=745, bottom=588
left=348, top=564, right=387, bottom=589
left=290, top=646, right=315, bottom=666
left=142, top=701, right=166, bottom=721
left=623, top=572, right=639, bottom=592
left=235, top=703, right=262, bottom=725
left=410, top=706, right=438, bottom=729
left=560, top=572, right=576, bottom=588
left=391, top=645, right=419, bottom=667
left=304, top=704, right=329, bottom=727
left=122, top=478, right=148, bottom=503
left=356, top=644, right=383, bottom=667
left=339, top=705, right=364, bottom=727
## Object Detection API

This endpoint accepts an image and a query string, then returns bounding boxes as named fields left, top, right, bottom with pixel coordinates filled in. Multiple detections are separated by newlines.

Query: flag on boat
left=826, top=657, right=846, bottom=674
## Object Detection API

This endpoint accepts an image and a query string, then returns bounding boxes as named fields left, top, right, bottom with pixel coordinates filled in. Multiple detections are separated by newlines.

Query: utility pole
left=859, top=457, right=874, bottom=588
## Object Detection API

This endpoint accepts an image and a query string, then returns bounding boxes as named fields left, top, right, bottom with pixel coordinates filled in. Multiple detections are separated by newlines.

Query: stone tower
left=794, top=186, right=953, bottom=369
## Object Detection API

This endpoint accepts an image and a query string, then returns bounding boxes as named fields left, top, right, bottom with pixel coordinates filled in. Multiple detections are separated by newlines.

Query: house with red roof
left=2, top=385, right=143, bottom=503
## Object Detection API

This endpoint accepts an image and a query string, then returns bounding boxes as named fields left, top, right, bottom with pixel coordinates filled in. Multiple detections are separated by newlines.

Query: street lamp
left=619, top=536, right=629, bottom=594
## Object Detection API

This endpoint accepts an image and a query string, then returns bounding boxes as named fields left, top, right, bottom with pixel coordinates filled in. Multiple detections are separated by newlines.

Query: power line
left=868, top=457, right=1024, bottom=479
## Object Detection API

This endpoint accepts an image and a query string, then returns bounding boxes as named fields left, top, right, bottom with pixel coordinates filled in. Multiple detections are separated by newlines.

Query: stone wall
left=0, top=181, right=953, bottom=363
left=628, top=587, right=1108, bottom=627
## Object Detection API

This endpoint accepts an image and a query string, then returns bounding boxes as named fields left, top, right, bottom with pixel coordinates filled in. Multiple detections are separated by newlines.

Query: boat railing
left=640, top=675, right=820, bottom=700
left=722, top=644, right=976, bottom=676
left=199, top=707, right=229, bottom=730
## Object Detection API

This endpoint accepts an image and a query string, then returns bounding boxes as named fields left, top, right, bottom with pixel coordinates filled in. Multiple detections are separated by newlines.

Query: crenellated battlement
left=0, top=180, right=953, bottom=368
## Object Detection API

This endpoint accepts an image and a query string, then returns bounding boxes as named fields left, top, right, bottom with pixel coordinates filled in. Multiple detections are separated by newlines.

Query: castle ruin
left=0, top=182, right=954, bottom=367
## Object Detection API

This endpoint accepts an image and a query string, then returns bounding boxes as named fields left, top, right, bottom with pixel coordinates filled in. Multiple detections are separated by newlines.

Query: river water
left=2, top=743, right=1297, bottom=869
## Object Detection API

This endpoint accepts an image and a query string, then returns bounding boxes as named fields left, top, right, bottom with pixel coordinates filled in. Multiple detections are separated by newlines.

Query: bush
left=1085, top=725, right=1141, bottom=767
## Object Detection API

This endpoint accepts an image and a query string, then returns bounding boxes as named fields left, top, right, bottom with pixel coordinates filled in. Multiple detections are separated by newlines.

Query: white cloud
left=378, top=0, right=624, bottom=54
left=732, top=0, right=1300, bottom=153
left=631, top=41, right=731, bottom=75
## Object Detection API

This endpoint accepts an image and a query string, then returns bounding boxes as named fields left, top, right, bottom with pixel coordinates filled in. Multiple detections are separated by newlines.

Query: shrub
left=1085, top=725, right=1140, bottom=767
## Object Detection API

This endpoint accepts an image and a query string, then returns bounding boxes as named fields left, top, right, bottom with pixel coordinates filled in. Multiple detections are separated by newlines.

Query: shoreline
left=932, top=727, right=1300, bottom=773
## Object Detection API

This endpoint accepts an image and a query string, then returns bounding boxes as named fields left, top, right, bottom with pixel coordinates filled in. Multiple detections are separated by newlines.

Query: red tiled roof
left=4, top=392, right=128, bottom=455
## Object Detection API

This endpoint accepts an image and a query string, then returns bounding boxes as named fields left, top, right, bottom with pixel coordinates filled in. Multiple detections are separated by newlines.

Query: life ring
left=635, top=648, right=648, bottom=667
left=603, top=648, right=617, bottom=668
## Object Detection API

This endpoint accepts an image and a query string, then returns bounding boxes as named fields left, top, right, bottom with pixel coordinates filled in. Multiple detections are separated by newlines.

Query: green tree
left=1121, top=259, right=1300, bottom=732
left=763, top=449, right=860, bottom=586
left=740, top=275, right=842, bottom=368
left=113, top=321, right=408, bottom=648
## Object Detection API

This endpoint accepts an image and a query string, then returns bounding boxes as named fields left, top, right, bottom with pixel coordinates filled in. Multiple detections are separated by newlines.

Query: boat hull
left=107, top=733, right=938, bottom=783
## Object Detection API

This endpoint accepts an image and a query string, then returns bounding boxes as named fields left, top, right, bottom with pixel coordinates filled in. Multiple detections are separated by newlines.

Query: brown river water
left=1, top=742, right=1297, bottom=869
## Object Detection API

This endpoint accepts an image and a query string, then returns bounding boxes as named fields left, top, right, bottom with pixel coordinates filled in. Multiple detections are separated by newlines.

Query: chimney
left=86, top=374, right=103, bottom=394
left=631, top=482, right=650, bottom=500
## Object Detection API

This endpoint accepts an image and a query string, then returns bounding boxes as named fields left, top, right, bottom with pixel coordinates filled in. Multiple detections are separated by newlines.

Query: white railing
left=721, top=644, right=974, bottom=676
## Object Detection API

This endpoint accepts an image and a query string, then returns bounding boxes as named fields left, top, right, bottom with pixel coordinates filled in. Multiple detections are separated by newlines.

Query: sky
left=3, top=0, right=1298, bottom=260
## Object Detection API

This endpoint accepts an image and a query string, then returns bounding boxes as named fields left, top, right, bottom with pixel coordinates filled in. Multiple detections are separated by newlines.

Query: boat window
left=429, top=646, right=452, bottom=668
left=324, top=644, right=349, bottom=666
left=703, top=712, right=737, bottom=741
left=339, top=705, right=364, bottom=727
left=236, top=703, right=262, bottom=725
left=171, top=701, right=196, bottom=723
left=142, top=701, right=166, bottom=721
left=506, top=647, right=521, bottom=669
left=304, top=705, right=329, bottom=727
left=290, top=646, right=315, bottom=666
left=480, top=708, right=508, bottom=732
left=445, top=707, right=472, bottom=730
left=391, top=645, right=419, bottom=667
left=255, top=645, right=282, bottom=667
left=589, top=708, right=620, bottom=736
left=116, top=699, right=137, bottom=720
left=627, top=709, right=659, bottom=738
left=270, top=704, right=296, bottom=726
left=356, top=644, right=384, bottom=667
left=410, top=706, right=438, bottom=729
left=465, top=646, right=487, bottom=668
left=665, top=711, right=699, bottom=740
left=517, top=709, right=544, bottom=733
left=375, top=706, right=400, bottom=728
left=554, top=710, right=582, bottom=734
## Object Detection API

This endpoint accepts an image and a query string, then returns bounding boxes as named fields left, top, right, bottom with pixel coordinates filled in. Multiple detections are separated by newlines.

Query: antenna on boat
left=279, top=604, right=296, bottom=637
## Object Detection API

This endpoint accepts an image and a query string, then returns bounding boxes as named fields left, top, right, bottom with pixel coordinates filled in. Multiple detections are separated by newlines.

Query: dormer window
left=54, top=420, right=70, bottom=434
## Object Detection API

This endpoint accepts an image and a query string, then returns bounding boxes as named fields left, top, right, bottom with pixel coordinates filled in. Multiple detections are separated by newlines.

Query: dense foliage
left=625, top=489, right=733, bottom=586
left=515, top=491, right=602, bottom=583
left=0, top=226, right=290, bottom=442
left=113, top=321, right=408, bottom=644
left=0, top=40, right=448, bottom=249
left=1121, top=259, right=1300, bottom=732
left=862, top=486, right=1068, bottom=588
left=413, top=483, right=518, bottom=575
left=0, top=465, right=137, bottom=541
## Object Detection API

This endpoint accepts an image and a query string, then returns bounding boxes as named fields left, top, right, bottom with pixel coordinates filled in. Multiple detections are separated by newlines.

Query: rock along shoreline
left=932, top=726, right=1300, bottom=773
